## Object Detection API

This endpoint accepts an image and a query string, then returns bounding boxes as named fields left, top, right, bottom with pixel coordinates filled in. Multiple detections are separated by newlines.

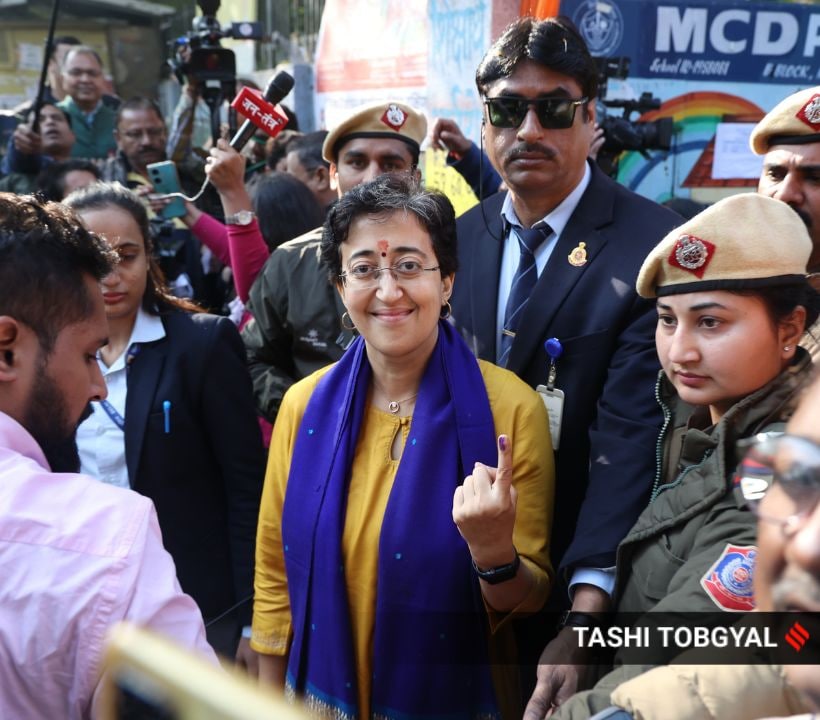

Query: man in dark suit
left=450, top=17, right=681, bottom=714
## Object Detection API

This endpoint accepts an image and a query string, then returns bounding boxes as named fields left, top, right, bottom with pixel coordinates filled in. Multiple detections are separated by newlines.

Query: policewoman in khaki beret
left=551, top=192, right=819, bottom=719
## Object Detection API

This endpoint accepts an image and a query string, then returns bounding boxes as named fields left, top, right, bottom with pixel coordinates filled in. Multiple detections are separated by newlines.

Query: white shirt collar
left=104, top=307, right=165, bottom=374
left=500, top=161, right=592, bottom=237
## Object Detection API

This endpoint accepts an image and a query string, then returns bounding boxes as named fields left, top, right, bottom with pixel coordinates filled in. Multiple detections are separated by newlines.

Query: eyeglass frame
left=482, top=95, right=589, bottom=130
left=120, top=127, right=166, bottom=141
left=64, top=68, right=103, bottom=79
left=735, top=432, right=820, bottom=535
left=338, top=261, right=441, bottom=289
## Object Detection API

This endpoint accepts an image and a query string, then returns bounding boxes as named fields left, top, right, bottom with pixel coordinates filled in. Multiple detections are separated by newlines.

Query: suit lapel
left=466, top=193, right=505, bottom=358
left=124, top=335, right=168, bottom=485
left=508, top=165, right=616, bottom=373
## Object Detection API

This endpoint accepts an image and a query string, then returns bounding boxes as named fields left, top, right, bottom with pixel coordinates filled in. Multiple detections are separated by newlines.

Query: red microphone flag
left=231, top=86, right=289, bottom=138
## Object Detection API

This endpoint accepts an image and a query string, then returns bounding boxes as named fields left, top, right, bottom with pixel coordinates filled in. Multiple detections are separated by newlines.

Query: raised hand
left=452, top=434, right=517, bottom=570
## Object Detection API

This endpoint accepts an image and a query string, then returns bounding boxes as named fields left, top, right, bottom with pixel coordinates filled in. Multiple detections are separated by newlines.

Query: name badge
left=536, top=384, right=564, bottom=450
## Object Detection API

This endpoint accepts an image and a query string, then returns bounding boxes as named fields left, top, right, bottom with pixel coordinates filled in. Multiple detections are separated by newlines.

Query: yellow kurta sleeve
left=478, top=359, right=555, bottom=624
left=250, top=366, right=332, bottom=654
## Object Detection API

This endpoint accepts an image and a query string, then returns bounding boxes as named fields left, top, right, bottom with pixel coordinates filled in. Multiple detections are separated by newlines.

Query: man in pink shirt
left=0, top=193, right=217, bottom=718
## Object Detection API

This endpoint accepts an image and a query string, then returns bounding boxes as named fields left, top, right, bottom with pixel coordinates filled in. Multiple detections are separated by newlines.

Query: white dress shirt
left=78, top=308, right=165, bottom=488
left=495, top=162, right=592, bottom=354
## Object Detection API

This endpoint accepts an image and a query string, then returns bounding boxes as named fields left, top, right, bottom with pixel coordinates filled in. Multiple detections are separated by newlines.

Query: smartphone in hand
left=146, top=161, right=187, bottom=220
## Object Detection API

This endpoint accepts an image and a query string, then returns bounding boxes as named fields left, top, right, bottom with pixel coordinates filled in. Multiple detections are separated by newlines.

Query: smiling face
left=482, top=59, right=594, bottom=222
left=77, top=206, right=148, bottom=326
left=61, top=50, right=105, bottom=112
left=655, top=291, right=802, bottom=423
left=336, top=211, right=453, bottom=369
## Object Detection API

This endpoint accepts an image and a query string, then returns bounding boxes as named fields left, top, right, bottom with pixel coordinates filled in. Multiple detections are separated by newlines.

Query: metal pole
left=31, top=0, right=62, bottom=133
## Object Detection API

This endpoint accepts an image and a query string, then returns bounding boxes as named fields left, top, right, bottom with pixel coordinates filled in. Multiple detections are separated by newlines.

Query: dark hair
left=0, top=192, right=116, bottom=354
left=287, top=130, right=330, bottom=172
left=280, top=104, right=299, bottom=132
left=476, top=16, right=598, bottom=107
left=321, top=174, right=458, bottom=283
left=63, top=183, right=200, bottom=315
left=266, top=129, right=303, bottom=171
left=252, top=172, right=325, bottom=251
left=116, top=96, right=164, bottom=127
left=735, top=283, right=820, bottom=332
left=37, top=102, right=72, bottom=129
left=50, top=36, right=81, bottom=62
left=36, top=158, right=101, bottom=201
left=62, top=45, right=104, bottom=70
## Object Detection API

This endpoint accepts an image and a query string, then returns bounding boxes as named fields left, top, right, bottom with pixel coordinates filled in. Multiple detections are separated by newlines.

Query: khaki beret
left=322, top=101, right=427, bottom=164
left=636, top=193, right=811, bottom=298
left=749, top=86, right=820, bottom=155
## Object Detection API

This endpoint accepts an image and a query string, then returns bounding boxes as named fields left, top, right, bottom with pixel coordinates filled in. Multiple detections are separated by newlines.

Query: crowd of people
left=0, top=14, right=819, bottom=720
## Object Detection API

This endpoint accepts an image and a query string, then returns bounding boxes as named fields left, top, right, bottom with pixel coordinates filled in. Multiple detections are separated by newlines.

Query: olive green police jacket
left=554, top=349, right=814, bottom=719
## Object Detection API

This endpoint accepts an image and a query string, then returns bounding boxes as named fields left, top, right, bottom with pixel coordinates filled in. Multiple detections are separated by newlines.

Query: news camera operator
left=591, top=57, right=673, bottom=177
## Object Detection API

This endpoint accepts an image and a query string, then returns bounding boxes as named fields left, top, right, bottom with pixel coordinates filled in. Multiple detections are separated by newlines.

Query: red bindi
left=377, top=239, right=389, bottom=257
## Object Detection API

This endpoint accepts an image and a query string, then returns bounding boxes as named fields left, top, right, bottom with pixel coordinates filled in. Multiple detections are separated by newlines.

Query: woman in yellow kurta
left=251, top=175, right=554, bottom=720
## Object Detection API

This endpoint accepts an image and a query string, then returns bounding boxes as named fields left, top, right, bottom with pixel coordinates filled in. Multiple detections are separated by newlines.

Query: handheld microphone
left=229, top=70, right=295, bottom=153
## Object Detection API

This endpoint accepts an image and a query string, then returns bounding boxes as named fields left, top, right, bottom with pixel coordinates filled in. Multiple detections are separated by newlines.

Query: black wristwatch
left=557, top=610, right=606, bottom=632
left=472, top=550, right=520, bottom=585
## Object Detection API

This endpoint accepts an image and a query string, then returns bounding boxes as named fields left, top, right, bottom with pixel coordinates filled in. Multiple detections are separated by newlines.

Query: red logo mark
left=785, top=621, right=810, bottom=652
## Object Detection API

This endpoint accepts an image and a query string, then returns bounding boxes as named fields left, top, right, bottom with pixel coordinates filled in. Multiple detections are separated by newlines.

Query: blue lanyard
left=97, top=344, right=141, bottom=432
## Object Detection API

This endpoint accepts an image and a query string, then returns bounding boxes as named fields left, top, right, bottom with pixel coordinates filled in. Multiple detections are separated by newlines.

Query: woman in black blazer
left=68, top=183, right=265, bottom=665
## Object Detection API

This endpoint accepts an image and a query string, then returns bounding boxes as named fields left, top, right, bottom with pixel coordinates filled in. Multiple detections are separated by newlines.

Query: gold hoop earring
left=440, top=301, right=452, bottom=320
left=341, top=311, right=356, bottom=331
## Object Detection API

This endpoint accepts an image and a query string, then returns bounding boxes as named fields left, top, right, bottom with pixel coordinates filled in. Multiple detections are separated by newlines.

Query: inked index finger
left=494, top=434, right=512, bottom=489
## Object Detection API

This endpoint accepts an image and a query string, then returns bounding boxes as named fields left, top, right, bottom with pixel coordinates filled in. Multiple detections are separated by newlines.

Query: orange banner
left=519, top=0, right=560, bottom=18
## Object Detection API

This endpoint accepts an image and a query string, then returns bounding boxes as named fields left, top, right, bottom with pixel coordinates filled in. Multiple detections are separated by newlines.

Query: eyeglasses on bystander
left=736, top=433, right=820, bottom=535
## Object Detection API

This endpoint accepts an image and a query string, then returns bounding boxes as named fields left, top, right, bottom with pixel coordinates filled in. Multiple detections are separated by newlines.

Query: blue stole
left=281, top=321, right=501, bottom=719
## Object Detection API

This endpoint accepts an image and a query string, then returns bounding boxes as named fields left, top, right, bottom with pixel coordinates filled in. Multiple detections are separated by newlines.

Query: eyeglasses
left=339, top=260, right=440, bottom=290
left=65, top=68, right=102, bottom=79
left=121, top=128, right=166, bottom=141
left=736, top=433, right=820, bottom=534
left=483, top=96, right=588, bottom=129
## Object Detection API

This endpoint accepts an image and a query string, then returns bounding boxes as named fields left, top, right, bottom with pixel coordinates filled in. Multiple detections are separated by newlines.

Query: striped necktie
left=497, top=224, right=551, bottom=367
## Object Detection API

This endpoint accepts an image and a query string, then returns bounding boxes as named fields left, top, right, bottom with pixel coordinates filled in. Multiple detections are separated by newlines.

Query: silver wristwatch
left=225, top=209, right=255, bottom=225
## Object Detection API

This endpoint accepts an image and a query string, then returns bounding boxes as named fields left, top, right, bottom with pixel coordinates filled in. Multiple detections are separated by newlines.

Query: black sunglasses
left=483, top=96, right=588, bottom=130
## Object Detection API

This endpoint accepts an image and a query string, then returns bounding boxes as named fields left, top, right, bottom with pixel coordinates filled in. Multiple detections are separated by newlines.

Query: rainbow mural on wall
left=613, top=91, right=765, bottom=203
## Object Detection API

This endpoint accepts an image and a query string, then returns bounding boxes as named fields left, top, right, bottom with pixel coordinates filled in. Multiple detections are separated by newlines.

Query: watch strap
left=557, top=610, right=608, bottom=632
left=472, top=550, right=520, bottom=585
left=225, top=209, right=255, bottom=225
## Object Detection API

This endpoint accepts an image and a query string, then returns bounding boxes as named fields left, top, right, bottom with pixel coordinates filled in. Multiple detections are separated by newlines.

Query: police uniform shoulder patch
left=700, top=544, right=757, bottom=612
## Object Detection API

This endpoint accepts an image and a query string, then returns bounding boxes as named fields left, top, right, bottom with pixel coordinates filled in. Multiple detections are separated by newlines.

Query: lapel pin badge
left=568, top=242, right=587, bottom=267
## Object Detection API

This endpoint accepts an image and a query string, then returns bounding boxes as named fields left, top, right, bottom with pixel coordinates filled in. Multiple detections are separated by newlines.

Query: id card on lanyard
left=535, top=338, right=565, bottom=450
left=98, top=344, right=141, bottom=431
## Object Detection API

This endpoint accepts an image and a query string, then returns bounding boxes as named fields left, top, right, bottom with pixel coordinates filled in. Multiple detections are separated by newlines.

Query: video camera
left=167, top=0, right=263, bottom=142
left=168, top=0, right=262, bottom=86
left=595, top=56, right=674, bottom=177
